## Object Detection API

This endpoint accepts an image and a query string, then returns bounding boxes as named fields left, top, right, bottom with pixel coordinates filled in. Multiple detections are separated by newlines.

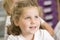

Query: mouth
left=29, top=26, right=36, bottom=30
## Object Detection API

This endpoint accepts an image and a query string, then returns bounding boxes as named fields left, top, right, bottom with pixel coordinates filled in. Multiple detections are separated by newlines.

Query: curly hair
left=8, top=0, right=42, bottom=35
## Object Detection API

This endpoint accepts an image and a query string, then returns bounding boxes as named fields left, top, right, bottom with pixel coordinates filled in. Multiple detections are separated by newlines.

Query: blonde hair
left=3, top=0, right=13, bottom=15
left=8, top=0, right=42, bottom=35
left=3, top=0, right=20, bottom=15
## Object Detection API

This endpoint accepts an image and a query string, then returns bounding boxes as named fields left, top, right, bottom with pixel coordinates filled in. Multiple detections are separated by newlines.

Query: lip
left=29, top=26, right=36, bottom=30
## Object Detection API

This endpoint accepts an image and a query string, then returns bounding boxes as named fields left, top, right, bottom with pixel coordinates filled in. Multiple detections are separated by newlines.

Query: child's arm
left=40, top=18, right=54, bottom=36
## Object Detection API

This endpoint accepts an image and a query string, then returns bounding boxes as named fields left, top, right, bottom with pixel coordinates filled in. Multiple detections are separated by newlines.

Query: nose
left=30, top=18, right=36, bottom=24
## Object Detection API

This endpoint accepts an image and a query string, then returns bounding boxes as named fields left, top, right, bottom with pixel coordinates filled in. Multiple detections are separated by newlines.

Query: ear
left=13, top=18, right=19, bottom=26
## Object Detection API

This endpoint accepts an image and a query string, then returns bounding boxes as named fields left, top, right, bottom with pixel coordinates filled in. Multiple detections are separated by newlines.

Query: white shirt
left=54, top=21, right=60, bottom=40
left=4, top=16, right=11, bottom=40
left=54, top=21, right=60, bottom=33
left=7, top=29, right=54, bottom=40
left=5, top=16, right=11, bottom=26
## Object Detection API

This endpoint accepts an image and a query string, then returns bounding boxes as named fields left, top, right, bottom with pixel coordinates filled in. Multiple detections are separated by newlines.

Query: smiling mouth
left=29, top=26, right=36, bottom=30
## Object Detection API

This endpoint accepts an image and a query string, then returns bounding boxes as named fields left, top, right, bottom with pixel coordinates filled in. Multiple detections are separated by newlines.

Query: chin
left=28, top=28, right=39, bottom=34
left=29, top=30, right=37, bottom=34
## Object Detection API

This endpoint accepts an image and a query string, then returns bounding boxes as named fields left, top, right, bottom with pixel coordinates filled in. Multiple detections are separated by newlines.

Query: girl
left=3, top=0, right=54, bottom=37
left=7, top=0, right=54, bottom=40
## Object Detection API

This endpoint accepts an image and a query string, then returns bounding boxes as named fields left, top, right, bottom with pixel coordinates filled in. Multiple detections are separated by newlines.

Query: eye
left=35, top=16, right=39, bottom=18
left=25, top=17, right=30, bottom=19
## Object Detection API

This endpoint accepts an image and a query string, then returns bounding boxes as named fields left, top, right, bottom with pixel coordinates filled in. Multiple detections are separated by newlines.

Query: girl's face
left=17, top=7, right=40, bottom=34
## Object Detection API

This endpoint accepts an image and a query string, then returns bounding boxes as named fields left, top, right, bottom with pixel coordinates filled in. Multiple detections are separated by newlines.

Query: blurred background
left=0, top=0, right=6, bottom=40
left=0, top=0, right=60, bottom=40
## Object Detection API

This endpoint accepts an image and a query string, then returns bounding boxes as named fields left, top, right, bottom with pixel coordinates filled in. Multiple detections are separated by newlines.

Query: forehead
left=20, top=7, right=39, bottom=16
left=23, top=7, right=39, bottom=12
left=21, top=6, right=42, bottom=16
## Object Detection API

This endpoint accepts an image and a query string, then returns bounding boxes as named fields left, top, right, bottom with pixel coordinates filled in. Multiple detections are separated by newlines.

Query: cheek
left=18, top=22, right=27, bottom=31
left=19, top=20, right=30, bottom=29
left=36, top=19, right=40, bottom=26
left=21, top=22, right=30, bottom=31
left=23, top=20, right=30, bottom=27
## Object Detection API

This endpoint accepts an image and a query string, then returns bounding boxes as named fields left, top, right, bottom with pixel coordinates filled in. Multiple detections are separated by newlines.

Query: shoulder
left=40, top=29, right=48, bottom=33
left=7, top=34, right=18, bottom=40
left=39, top=29, right=54, bottom=40
left=40, top=29, right=52, bottom=36
left=39, top=29, right=50, bottom=36
left=36, top=29, right=49, bottom=37
left=7, top=34, right=24, bottom=40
